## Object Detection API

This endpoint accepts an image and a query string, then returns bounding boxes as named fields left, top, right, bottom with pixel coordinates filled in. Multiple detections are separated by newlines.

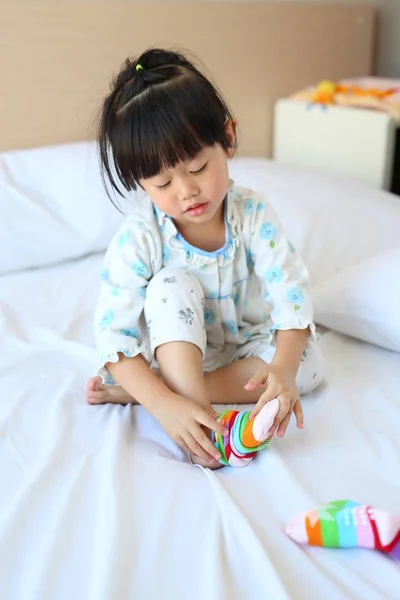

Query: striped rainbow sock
left=212, top=398, right=279, bottom=467
left=286, top=500, right=400, bottom=559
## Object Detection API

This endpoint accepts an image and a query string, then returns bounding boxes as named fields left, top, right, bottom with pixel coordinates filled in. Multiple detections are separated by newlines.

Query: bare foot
left=188, top=424, right=224, bottom=470
left=87, top=377, right=223, bottom=468
left=190, top=454, right=224, bottom=470
left=86, top=376, right=137, bottom=406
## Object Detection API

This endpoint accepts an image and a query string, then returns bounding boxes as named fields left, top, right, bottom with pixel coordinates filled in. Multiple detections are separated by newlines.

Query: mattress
left=1, top=253, right=399, bottom=600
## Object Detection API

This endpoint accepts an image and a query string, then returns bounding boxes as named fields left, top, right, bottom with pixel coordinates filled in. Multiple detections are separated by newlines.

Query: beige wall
left=279, top=0, right=400, bottom=78
left=248, top=0, right=399, bottom=78
left=161, top=0, right=399, bottom=78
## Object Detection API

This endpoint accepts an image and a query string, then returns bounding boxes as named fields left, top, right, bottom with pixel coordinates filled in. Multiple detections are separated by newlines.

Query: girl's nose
left=178, top=177, right=200, bottom=201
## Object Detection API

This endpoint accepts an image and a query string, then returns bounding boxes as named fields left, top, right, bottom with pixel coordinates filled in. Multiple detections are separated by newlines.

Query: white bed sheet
left=1, top=254, right=399, bottom=600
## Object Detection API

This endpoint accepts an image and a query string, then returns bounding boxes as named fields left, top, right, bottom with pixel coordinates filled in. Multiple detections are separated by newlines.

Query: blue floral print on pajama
left=94, top=182, right=315, bottom=378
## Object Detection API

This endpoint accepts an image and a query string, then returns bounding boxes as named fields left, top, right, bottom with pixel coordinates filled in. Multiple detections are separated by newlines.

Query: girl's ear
left=224, top=119, right=237, bottom=158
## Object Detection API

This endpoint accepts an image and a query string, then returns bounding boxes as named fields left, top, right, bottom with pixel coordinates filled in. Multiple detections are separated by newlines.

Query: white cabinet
left=273, top=99, right=397, bottom=190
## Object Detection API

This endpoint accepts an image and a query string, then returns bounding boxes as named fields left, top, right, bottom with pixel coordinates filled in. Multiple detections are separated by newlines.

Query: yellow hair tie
left=136, top=64, right=144, bottom=72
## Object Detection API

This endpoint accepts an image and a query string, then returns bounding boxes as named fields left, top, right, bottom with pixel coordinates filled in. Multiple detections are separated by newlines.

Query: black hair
left=98, top=48, right=237, bottom=202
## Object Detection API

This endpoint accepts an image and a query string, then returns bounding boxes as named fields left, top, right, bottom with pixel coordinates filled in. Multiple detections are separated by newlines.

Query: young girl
left=87, top=48, right=323, bottom=469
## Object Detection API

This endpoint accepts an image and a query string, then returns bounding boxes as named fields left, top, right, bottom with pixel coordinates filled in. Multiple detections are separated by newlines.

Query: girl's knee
left=296, top=342, right=324, bottom=395
left=145, top=267, right=204, bottom=303
left=144, top=267, right=205, bottom=328
left=144, top=268, right=207, bottom=357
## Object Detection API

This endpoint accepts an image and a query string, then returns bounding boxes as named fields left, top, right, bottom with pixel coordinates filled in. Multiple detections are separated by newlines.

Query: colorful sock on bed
left=286, top=500, right=400, bottom=559
left=211, top=398, right=279, bottom=467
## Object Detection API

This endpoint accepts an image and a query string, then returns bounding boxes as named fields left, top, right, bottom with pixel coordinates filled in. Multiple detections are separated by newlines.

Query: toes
left=87, top=397, right=101, bottom=405
left=87, top=390, right=107, bottom=405
left=190, top=454, right=223, bottom=469
left=208, top=461, right=224, bottom=470
left=88, top=390, right=106, bottom=400
left=87, top=376, right=103, bottom=393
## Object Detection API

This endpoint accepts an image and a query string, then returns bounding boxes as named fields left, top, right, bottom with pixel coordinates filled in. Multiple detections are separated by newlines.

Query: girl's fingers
left=293, top=399, right=304, bottom=429
left=277, top=398, right=302, bottom=437
left=268, top=391, right=291, bottom=434
left=244, top=368, right=269, bottom=391
left=185, top=434, right=219, bottom=463
left=197, top=412, right=228, bottom=437
left=190, top=426, right=222, bottom=461
left=249, top=385, right=279, bottom=420
left=177, top=437, right=191, bottom=454
left=276, top=410, right=292, bottom=437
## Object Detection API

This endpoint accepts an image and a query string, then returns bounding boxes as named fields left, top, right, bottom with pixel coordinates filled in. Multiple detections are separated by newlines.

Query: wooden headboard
left=0, top=2, right=375, bottom=156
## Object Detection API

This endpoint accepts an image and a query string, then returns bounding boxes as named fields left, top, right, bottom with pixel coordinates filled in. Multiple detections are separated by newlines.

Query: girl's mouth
left=185, top=202, right=209, bottom=216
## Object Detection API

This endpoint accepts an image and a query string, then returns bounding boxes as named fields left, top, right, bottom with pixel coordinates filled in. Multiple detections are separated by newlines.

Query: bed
left=2, top=263, right=400, bottom=600
left=1, top=3, right=400, bottom=600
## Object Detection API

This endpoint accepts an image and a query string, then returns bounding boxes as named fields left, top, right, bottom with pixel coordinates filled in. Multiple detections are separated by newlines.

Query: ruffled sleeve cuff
left=97, top=345, right=151, bottom=385
left=269, top=319, right=318, bottom=343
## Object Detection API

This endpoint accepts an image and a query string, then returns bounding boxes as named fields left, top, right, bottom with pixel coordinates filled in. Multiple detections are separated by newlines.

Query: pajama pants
left=143, top=268, right=323, bottom=395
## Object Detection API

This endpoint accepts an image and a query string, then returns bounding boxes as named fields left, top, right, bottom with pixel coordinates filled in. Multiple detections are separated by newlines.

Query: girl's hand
left=152, top=394, right=229, bottom=464
left=245, top=362, right=303, bottom=438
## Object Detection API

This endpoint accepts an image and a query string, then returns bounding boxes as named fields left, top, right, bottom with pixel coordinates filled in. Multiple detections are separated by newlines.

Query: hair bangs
left=116, top=74, right=231, bottom=187
left=98, top=50, right=236, bottom=205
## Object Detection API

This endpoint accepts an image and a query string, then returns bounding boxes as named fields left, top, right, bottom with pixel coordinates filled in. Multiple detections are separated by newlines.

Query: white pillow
left=229, top=158, right=400, bottom=286
left=0, top=141, right=141, bottom=275
left=2, top=145, right=400, bottom=286
left=313, top=248, right=400, bottom=352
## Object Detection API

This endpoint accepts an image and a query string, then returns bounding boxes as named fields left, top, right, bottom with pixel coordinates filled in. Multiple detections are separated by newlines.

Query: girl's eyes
left=156, top=181, right=171, bottom=190
left=191, top=162, right=208, bottom=174
left=155, top=162, right=208, bottom=190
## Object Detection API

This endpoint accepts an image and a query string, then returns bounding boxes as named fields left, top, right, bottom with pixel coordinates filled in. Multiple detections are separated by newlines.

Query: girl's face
left=139, top=121, right=235, bottom=226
